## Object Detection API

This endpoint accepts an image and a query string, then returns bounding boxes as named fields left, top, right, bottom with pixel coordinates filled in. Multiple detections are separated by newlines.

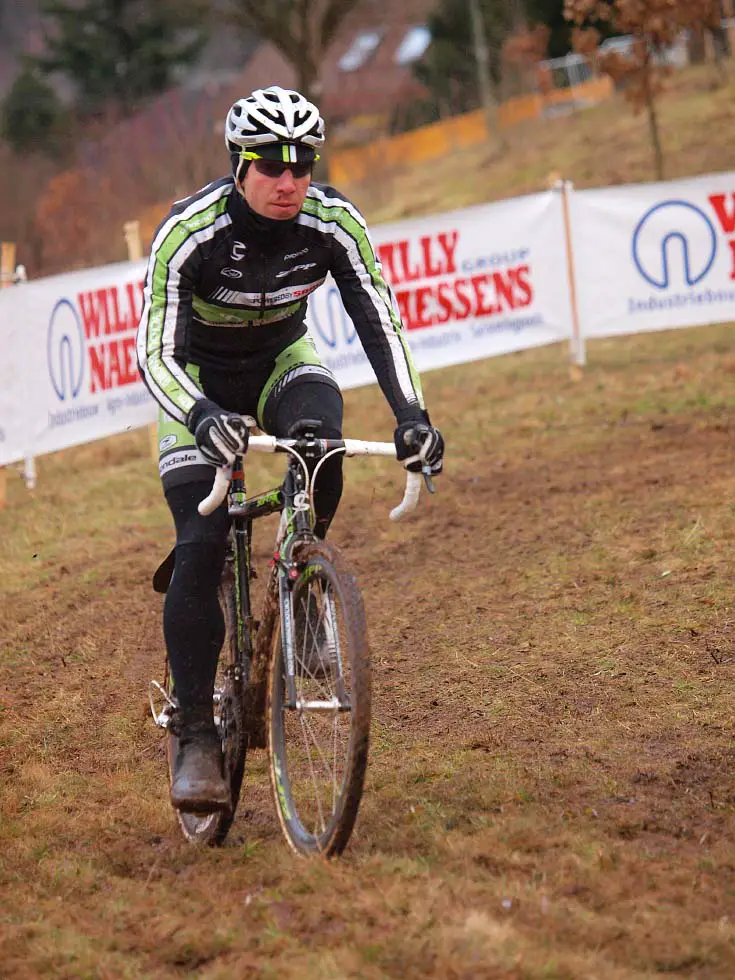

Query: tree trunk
left=294, top=55, right=331, bottom=182
left=468, top=0, right=506, bottom=154
left=641, top=60, right=664, bottom=181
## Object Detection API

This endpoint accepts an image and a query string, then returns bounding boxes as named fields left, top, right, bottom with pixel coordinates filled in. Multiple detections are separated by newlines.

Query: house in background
left=228, top=0, right=438, bottom=147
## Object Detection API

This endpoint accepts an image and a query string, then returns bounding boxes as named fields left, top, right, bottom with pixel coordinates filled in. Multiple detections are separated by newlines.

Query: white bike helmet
left=225, top=85, right=325, bottom=154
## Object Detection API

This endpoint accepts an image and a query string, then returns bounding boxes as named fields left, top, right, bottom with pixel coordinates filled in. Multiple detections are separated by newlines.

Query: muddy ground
left=1, top=324, right=734, bottom=979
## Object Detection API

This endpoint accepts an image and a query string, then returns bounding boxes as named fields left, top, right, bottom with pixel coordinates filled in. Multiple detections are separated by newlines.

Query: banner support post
left=557, top=180, right=585, bottom=371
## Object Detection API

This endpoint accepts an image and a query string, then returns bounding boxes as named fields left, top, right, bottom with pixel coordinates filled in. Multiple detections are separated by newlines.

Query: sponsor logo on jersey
left=275, top=262, right=317, bottom=279
left=222, top=267, right=243, bottom=279
left=159, top=451, right=201, bottom=473
left=231, top=241, right=247, bottom=261
left=159, top=433, right=177, bottom=452
left=283, top=247, right=309, bottom=261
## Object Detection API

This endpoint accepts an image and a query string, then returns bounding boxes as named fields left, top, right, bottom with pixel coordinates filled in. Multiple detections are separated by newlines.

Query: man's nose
left=276, top=168, right=297, bottom=190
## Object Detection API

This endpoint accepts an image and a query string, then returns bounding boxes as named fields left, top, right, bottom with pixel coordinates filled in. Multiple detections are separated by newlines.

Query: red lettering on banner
left=81, top=278, right=145, bottom=393
left=729, top=240, right=735, bottom=281
left=492, top=270, right=516, bottom=310
left=472, top=274, right=500, bottom=316
left=397, top=240, right=421, bottom=282
left=394, top=289, right=410, bottom=326
left=708, top=193, right=735, bottom=235
left=435, top=283, right=454, bottom=324
left=419, top=238, right=442, bottom=278
left=89, top=346, right=107, bottom=393
left=78, top=290, right=105, bottom=339
left=377, top=230, right=461, bottom=286
left=109, top=287, right=124, bottom=334
left=512, top=265, right=533, bottom=305
left=452, top=280, right=473, bottom=320
left=413, top=286, right=434, bottom=329
left=393, top=261, right=533, bottom=330
left=78, top=281, right=144, bottom=340
left=436, top=232, right=459, bottom=275
left=88, top=336, right=139, bottom=392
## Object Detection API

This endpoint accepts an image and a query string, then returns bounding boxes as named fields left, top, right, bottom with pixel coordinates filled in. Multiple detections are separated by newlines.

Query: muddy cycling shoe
left=170, top=728, right=230, bottom=814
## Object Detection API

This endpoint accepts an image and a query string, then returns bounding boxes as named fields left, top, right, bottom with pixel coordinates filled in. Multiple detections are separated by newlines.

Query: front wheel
left=267, top=540, right=372, bottom=857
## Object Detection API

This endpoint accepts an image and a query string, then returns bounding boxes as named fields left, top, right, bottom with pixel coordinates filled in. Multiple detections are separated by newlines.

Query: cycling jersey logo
left=230, top=241, right=247, bottom=261
left=47, top=298, right=85, bottom=401
left=222, top=268, right=243, bottom=279
left=632, top=200, right=717, bottom=289
left=275, top=262, right=317, bottom=279
left=159, top=433, right=177, bottom=452
left=284, top=247, right=309, bottom=261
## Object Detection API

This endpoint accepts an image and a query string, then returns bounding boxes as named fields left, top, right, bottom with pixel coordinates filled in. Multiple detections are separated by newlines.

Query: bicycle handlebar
left=196, top=436, right=424, bottom=521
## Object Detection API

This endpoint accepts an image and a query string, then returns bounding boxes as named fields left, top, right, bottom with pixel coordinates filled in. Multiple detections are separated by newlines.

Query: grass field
left=1, top=321, right=734, bottom=979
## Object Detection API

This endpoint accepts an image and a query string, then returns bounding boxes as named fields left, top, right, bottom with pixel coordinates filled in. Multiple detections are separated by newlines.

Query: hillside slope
left=350, top=64, right=735, bottom=224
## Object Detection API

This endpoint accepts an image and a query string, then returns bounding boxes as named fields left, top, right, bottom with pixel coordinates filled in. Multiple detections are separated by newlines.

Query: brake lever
left=422, top=468, right=437, bottom=494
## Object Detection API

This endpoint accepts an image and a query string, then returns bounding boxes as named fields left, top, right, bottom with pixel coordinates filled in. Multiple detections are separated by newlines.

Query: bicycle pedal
left=149, top=679, right=177, bottom=729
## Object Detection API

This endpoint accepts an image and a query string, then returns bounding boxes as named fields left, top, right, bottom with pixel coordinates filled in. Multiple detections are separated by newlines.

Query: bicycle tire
left=166, top=558, right=247, bottom=846
left=267, top=540, right=371, bottom=857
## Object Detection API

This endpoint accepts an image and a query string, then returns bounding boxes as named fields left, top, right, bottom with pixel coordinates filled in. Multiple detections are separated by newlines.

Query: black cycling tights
left=164, top=381, right=343, bottom=724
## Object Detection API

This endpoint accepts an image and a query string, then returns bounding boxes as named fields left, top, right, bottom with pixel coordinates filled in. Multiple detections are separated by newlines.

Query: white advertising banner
left=0, top=288, right=30, bottom=465
left=305, top=190, right=573, bottom=387
left=1, top=259, right=156, bottom=461
left=572, top=171, right=735, bottom=338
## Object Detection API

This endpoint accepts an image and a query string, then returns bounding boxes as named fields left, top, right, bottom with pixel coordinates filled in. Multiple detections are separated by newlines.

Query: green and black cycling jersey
left=136, top=176, right=425, bottom=425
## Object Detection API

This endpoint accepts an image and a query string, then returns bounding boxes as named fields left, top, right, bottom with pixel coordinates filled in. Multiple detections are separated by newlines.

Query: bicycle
left=149, top=418, right=432, bottom=856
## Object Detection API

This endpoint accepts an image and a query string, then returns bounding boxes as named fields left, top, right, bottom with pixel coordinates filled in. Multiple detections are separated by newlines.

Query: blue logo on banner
left=632, top=200, right=717, bottom=289
left=312, top=286, right=357, bottom=348
left=48, top=298, right=85, bottom=400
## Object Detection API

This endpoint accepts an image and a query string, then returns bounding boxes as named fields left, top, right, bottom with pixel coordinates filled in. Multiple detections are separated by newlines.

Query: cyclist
left=136, top=85, right=444, bottom=813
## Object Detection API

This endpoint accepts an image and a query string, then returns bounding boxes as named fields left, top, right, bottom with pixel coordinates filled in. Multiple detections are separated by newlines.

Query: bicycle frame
left=227, top=439, right=318, bottom=727
left=213, top=427, right=428, bottom=745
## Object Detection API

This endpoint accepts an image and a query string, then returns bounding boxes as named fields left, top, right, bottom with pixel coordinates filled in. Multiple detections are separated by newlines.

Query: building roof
left=225, top=0, right=438, bottom=134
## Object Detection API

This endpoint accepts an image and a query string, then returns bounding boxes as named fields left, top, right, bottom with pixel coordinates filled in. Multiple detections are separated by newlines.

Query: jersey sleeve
left=305, top=186, right=425, bottom=423
left=136, top=182, right=230, bottom=424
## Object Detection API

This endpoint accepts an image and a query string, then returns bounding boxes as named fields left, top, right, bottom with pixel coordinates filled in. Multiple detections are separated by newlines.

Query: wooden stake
left=558, top=180, right=585, bottom=369
left=123, top=220, right=143, bottom=262
left=1, top=241, right=16, bottom=289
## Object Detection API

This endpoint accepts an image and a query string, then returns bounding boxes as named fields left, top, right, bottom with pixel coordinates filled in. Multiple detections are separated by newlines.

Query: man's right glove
left=187, top=398, right=249, bottom=467
left=394, top=414, right=444, bottom=475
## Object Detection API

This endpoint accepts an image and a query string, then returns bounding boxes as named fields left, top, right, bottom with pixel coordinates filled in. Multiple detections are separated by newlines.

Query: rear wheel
left=267, top=541, right=371, bottom=857
left=167, top=556, right=247, bottom=846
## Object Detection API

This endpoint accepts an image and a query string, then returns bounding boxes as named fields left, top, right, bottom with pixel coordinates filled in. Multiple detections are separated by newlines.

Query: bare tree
left=564, top=0, right=724, bottom=180
left=228, top=0, right=356, bottom=102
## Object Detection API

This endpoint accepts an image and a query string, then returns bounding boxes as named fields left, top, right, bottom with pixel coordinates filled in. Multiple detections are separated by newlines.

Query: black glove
left=187, top=398, right=249, bottom=467
left=394, top=413, right=444, bottom=475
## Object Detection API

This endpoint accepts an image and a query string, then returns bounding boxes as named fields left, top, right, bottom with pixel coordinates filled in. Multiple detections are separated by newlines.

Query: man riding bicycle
left=136, top=85, right=444, bottom=813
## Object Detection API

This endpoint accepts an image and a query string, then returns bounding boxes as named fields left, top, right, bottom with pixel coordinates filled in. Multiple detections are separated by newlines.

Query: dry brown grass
left=348, top=64, right=735, bottom=223
left=1, top=322, right=735, bottom=978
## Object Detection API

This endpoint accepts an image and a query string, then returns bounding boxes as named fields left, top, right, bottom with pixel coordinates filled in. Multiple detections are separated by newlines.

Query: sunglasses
left=241, top=151, right=317, bottom=180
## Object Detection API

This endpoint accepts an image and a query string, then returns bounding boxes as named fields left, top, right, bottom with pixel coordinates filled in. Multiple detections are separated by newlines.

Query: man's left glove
left=187, top=398, right=249, bottom=467
left=394, top=412, right=444, bottom=475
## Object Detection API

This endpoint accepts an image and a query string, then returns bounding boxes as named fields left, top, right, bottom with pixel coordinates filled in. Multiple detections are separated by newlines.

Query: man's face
left=241, top=159, right=312, bottom=220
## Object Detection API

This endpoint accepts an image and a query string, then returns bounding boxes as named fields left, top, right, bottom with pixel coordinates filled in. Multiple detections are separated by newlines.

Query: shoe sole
left=170, top=790, right=231, bottom=814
